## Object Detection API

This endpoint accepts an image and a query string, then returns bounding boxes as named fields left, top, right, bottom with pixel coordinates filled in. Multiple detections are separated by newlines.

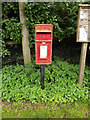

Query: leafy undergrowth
left=2, top=56, right=89, bottom=104
left=2, top=101, right=88, bottom=118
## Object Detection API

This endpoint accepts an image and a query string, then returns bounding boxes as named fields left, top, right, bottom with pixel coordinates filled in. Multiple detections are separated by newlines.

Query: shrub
left=0, top=39, right=10, bottom=58
left=2, top=18, right=22, bottom=42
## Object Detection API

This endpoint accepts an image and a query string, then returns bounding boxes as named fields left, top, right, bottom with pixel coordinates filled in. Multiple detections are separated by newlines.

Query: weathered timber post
left=19, top=1, right=31, bottom=66
left=78, top=43, right=88, bottom=85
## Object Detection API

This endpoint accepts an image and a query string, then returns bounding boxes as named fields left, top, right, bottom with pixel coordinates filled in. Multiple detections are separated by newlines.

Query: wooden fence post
left=78, top=43, right=88, bottom=85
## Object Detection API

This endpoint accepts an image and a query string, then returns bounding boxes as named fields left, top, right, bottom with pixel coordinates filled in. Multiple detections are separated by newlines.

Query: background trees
left=2, top=2, right=79, bottom=58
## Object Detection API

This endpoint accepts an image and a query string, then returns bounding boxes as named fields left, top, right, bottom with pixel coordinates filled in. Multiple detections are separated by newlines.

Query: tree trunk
left=19, top=1, right=31, bottom=66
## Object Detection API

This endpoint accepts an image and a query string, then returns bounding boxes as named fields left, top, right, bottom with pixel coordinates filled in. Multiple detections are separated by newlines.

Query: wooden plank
left=77, top=41, right=89, bottom=43
left=6, top=41, right=21, bottom=45
left=78, top=43, right=88, bottom=86
left=76, top=6, right=81, bottom=42
left=79, top=4, right=90, bottom=7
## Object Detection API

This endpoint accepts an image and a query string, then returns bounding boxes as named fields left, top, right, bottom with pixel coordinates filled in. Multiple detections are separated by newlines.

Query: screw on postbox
left=35, top=24, right=53, bottom=89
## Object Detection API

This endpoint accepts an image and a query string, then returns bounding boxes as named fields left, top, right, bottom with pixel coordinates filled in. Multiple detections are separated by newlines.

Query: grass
left=2, top=101, right=88, bottom=118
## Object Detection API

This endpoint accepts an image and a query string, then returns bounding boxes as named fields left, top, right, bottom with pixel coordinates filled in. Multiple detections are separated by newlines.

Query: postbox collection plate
left=35, top=24, right=53, bottom=64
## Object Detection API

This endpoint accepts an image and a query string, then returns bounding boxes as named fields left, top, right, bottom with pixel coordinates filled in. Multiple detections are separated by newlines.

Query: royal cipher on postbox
left=35, top=24, right=53, bottom=64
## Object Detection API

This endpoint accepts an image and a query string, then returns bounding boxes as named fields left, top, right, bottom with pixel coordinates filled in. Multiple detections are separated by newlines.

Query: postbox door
left=35, top=41, right=52, bottom=64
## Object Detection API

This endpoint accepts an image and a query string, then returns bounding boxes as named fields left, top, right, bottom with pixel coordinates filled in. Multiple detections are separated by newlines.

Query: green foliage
left=2, top=18, right=22, bottom=42
left=2, top=2, right=21, bottom=42
left=2, top=2, right=19, bottom=20
left=24, top=2, right=79, bottom=48
left=0, top=39, right=10, bottom=58
left=2, top=2, right=22, bottom=57
left=2, top=56, right=89, bottom=103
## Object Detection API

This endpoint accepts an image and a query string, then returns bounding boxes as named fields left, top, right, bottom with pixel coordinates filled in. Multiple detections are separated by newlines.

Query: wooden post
left=19, top=1, right=31, bottom=66
left=78, top=43, right=88, bottom=86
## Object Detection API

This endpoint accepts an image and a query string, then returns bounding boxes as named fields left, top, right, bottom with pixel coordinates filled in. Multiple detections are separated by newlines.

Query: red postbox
left=35, top=24, right=53, bottom=64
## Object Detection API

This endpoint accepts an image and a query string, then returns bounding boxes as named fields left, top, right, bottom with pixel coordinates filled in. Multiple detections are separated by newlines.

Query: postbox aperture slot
left=36, top=32, right=51, bottom=34
left=36, top=32, right=52, bottom=40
